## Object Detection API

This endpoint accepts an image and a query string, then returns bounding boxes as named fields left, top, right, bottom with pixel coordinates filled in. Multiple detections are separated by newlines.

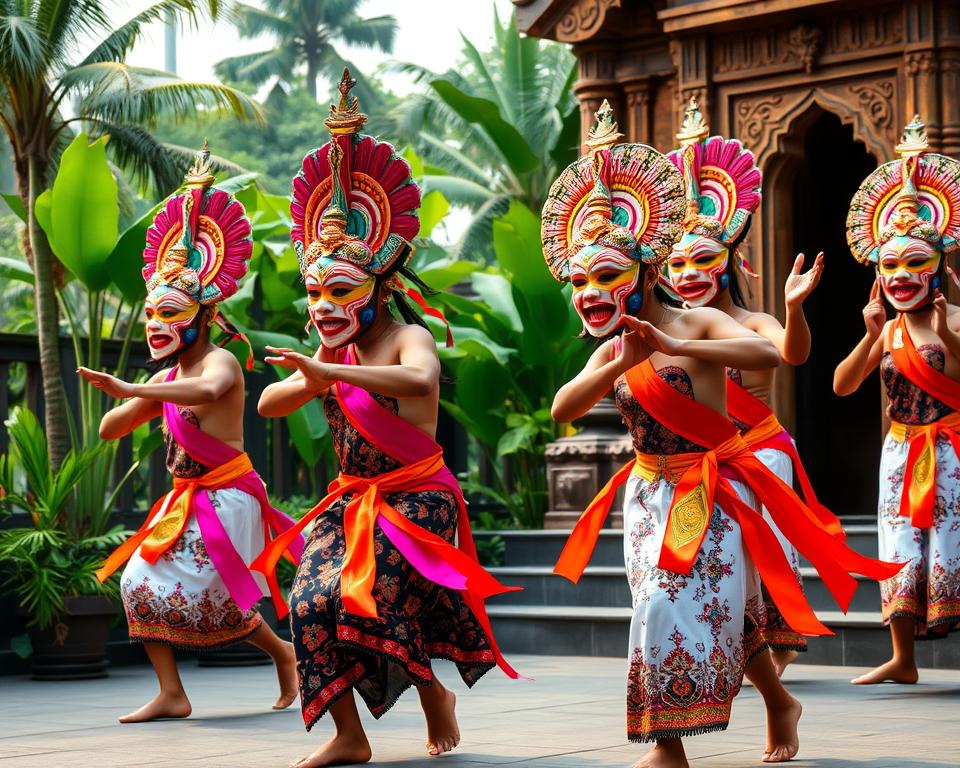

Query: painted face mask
left=144, top=285, right=201, bottom=360
left=306, top=257, right=377, bottom=349
left=569, top=244, right=641, bottom=337
left=877, top=235, right=941, bottom=312
left=667, top=233, right=730, bottom=307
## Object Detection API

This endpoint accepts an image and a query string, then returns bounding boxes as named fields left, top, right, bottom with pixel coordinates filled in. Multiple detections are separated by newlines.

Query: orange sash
left=728, top=378, right=844, bottom=537
left=250, top=452, right=521, bottom=678
left=888, top=315, right=960, bottom=528
left=555, top=358, right=904, bottom=636
left=96, top=452, right=254, bottom=580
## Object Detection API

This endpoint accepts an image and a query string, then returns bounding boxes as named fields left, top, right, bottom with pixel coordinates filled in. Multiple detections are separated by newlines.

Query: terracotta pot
left=26, top=595, right=118, bottom=680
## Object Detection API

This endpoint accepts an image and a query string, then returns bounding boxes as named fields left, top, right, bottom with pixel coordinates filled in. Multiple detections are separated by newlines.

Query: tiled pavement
left=1, top=656, right=958, bottom=767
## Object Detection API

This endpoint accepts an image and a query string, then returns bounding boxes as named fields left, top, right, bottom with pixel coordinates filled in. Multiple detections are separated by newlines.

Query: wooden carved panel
left=712, top=5, right=902, bottom=80
left=733, top=76, right=898, bottom=169
left=556, top=0, right=621, bottom=43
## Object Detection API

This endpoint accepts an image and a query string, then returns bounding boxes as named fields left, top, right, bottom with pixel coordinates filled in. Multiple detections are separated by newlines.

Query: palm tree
left=0, top=0, right=262, bottom=471
left=215, top=0, right=396, bottom=102
left=395, top=10, right=579, bottom=261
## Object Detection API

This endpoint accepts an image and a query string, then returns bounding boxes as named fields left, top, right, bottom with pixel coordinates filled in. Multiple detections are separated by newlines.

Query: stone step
left=488, top=565, right=882, bottom=613
left=474, top=523, right=880, bottom=569
left=485, top=606, right=960, bottom=669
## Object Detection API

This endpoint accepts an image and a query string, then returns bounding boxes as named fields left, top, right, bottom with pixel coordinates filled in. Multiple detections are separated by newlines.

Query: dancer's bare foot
left=118, top=690, right=192, bottom=723
left=851, top=658, right=919, bottom=685
left=762, top=694, right=801, bottom=763
left=632, top=739, right=689, bottom=768
left=771, top=649, right=798, bottom=677
left=273, top=640, right=299, bottom=710
left=288, top=732, right=372, bottom=768
left=420, top=685, right=460, bottom=756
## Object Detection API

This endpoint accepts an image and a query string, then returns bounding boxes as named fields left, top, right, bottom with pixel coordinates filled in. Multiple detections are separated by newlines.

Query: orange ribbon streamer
left=727, top=378, right=844, bottom=538
left=555, top=358, right=904, bottom=637
left=96, top=452, right=254, bottom=582
left=888, top=316, right=960, bottom=529
left=250, top=451, right=522, bottom=679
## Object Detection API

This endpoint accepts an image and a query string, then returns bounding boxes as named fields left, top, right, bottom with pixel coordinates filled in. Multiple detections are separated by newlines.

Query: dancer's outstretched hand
left=264, top=347, right=331, bottom=386
left=622, top=316, right=683, bottom=357
left=785, top=251, right=824, bottom=307
left=863, top=279, right=885, bottom=340
left=77, top=367, right=134, bottom=398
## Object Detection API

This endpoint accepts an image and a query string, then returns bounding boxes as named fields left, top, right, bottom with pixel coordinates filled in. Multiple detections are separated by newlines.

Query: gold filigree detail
left=913, top=442, right=933, bottom=488
left=184, top=141, right=215, bottom=190
left=584, top=99, right=623, bottom=154
left=671, top=483, right=709, bottom=549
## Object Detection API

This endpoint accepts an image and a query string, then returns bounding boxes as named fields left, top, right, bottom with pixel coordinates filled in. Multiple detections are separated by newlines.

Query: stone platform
left=1, top=656, right=958, bottom=767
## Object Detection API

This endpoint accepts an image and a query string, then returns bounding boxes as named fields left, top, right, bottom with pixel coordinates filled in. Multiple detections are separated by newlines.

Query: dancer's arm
left=552, top=339, right=623, bottom=423
left=750, top=252, right=824, bottom=365
left=81, top=369, right=164, bottom=440
left=834, top=281, right=886, bottom=396
left=933, top=291, right=960, bottom=362
left=79, top=349, right=239, bottom=414
left=625, top=312, right=780, bottom=370
left=259, top=345, right=337, bottom=417
left=265, top=325, right=440, bottom=400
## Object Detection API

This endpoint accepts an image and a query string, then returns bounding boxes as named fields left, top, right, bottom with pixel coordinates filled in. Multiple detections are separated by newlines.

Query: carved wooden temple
left=518, top=0, right=960, bottom=518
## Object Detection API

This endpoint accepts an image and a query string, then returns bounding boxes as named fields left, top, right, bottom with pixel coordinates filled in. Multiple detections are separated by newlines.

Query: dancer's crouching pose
left=80, top=145, right=303, bottom=723
left=253, top=71, right=519, bottom=768
left=543, top=102, right=902, bottom=767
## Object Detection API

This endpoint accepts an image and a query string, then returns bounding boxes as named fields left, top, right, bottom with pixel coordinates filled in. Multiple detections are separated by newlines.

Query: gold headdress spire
left=184, top=140, right=215, bottom=190
left=885, top=115, right=931, bottom=239
left=325, top=68, right=367, bottom=136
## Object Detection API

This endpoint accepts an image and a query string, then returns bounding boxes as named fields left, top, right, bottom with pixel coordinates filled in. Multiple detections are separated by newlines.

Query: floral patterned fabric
left=163, top=406, right=208, bottom=478
left=881, top=345, right=953, bottom=424
left=877, top=432, right=960, bottom=637
left=120, top=487, right=266, bottom=649
left=616, top=368, right=765, bottom=742
left=624, top=474, right=766, bottom=742
left=878, top=344, right=960, bottom=636
left=289, top=392, right=495, bottom=731
left=616, top=370, right=705, bottom=456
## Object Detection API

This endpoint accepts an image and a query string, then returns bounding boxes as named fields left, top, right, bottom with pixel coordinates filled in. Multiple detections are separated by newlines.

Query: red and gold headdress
left=291, top=69, right=420, bottom=280
left=143, top=142, right=253, bottom=305
left=847, top=115, right=960, bottom=265
left=541, top=100, right=685, bottom=281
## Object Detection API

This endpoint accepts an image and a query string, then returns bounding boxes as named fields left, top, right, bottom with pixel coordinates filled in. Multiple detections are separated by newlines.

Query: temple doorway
left=789, top=111, right=880, bottom=519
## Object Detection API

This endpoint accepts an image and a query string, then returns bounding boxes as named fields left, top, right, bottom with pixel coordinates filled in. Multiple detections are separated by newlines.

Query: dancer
left=665, top=98, right=840, bottom=675
left=544, top=102, right=902, bottom=767
left=835, top=115, right=960, bottom=684
left=253, top=70, right=519, bottom=768
left=79, top=144, right=304, bottom=723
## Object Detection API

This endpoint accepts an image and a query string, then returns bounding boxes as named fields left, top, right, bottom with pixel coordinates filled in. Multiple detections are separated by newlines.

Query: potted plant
left=0, top=407, right=128, bottom=679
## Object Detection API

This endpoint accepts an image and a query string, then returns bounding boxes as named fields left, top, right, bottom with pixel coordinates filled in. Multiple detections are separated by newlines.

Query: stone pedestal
left=544, top=396, right=632, bottom=530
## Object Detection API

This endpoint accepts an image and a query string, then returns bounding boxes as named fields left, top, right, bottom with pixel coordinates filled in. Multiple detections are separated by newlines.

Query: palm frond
left=0, top=12, right=45, bottom=79
left=64, top=64, right=264, bottom=127
left=38, top=0, right=109, bottom=66
left=456, top=193, right=513, bottom=263
left=335, top=14, right=396, bottom=53
left=215, top=47, right=296, bottom=87
left=78, top=0, right=207, bottom=67
left=232, top=3, right=293, bottom=38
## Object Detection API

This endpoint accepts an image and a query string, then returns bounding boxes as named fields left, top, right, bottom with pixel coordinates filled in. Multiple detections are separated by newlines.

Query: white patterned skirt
left=120, top=487, right=267, bottom=650
left=877, top=432, right=960, bottom=637
left=623, top=472, right=765, bottom=742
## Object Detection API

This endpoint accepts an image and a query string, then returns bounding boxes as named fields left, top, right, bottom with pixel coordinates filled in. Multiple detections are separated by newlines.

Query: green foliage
left=0, top=408, right=128, bottom=629
left=395, top=10, right=578, bottom=261
left=428, top=201, right=591, bottom=527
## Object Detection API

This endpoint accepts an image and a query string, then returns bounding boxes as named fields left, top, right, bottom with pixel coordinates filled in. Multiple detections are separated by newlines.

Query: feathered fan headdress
left=290, top=69, right=451, bottom=343
left=541, top=100, right=685, bottom=281
left=847, top=115, right=960, bottom=266
left=666, top=98, right=764, bottom=278
left=142, top=142, right=254, bottom=367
